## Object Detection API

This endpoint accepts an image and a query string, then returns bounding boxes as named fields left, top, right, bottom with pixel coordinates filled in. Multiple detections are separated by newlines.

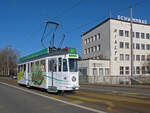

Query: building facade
left=79, top=18, right=150, bottom=84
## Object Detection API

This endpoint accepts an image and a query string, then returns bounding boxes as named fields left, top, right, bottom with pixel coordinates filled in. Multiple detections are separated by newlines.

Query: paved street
left=0, top=82, right=101, bottom=113
left=1, top=78, right=150, bottom=113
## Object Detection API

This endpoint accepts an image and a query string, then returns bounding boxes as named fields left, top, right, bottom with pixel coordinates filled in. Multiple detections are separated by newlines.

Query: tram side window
left=28, top=63, right=29, bottom=73
left=18, top=65, right=21, bottom=73
left=31, top=62, right=34, bottom=72
left=58, top=58, right=62, bottom=72
left=21, top=65, right=24, bottom=72
left=40, top=60, right=46, bottom=72
left=48, top=59, right=57, bottom=72
left=63, top=59, right=68, bottom=72
left=35, top=61, right=39, bottom=67
left=24, top=64, right=26, bottom=72
left=48, top=60, right=53, bottom=72
left=53, top=59, right=57, bottom=72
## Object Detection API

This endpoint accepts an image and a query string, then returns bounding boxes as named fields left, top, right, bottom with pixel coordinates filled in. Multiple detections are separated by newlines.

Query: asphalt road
left=1, top=78, right=150, bottom=113
left=0, top=83, right=104, bottom=113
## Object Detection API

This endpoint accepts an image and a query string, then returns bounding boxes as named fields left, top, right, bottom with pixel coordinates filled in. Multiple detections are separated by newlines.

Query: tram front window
left=69, top=59, right=77, bottom=72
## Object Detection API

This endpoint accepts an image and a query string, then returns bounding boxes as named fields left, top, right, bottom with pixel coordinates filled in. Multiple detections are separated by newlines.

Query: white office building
left=79, top=17, right=150, bottom=84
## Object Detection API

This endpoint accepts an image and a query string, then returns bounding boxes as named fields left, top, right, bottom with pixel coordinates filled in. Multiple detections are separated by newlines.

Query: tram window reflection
left=63, top=59, right=68, bottom=72
left=58, top=58, right=62, bottom=72
left=40, top=60, right=46, bottom=72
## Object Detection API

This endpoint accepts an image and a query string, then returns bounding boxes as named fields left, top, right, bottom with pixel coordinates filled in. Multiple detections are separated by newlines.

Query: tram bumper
left=66, top=86, right=80, bottom=90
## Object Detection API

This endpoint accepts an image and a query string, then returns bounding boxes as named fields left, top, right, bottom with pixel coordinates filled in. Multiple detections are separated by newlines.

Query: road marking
left=79, top=91, right=150, bottom=105
left=66, top=95, right=114, bottom=108
left=71, top=100, right=83, bottom=104
left=0, top=82, right=106, bottom=113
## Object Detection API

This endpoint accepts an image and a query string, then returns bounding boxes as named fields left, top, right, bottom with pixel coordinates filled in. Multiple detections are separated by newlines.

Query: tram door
left=26, top=63, right=30, bottom=86
left=23, top=64, right=27, bottom=85
left=48, top=59, right=57, bottom=92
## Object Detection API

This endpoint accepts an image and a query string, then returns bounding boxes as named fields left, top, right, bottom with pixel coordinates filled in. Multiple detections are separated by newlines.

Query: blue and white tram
left=17, top=47, right=79, bottom=93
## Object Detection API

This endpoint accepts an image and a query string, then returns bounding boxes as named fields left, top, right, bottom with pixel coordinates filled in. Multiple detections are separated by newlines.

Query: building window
left=120, top=66, right=124, bottom=75
left=136, top=55, right=140, bottom=61
left=88, top=48, right=90, bottom=53
left=98, top=33, right=100, bottom=40
left=146, top=33, right=150, bottom=39
left=84, top=49, right=87, bottom=54
left=120, top=54, right=124, bottom=61
left=119, top=30, right=123, bottom=36
left=141, top=33, right=145, bottom=39
left=94, top=46, right=97, bottom=52
left=141, top=44, right=145, bottom=50
left=125, top=42, right=129, bottom=49
left=147, top=66, right=150, bottom=74
left=125, top=66, right=129, bottom=74
left=95, top=35, right=97, bottom=41
left=142, top=66, right=146, bottom=74
left=105, top=68, right=110, bottom=75
left=136, top=43, right=140, bottom=50
left=147, top=55, right=150, bottom=61
left=125, top=31, right=129, bottom=37
left=91, top=47, right=93, bottom=52
left=120, top=42, right=124, bottom=48
left=136, top=66, right=140, bottom=74
left=146, top=44, right=150, bottom=50
left=136, top=32, right=140, bottom=38
left=98, top=45, right=101, bottom=51
left=85, top=39, right=87, bottom=44
left=88, top=38, right=91, bottom=43
left=79, top=68, right=87, bottom=76
left=91, top=36, right=94, bottom=42
left=93, top=68, right=97, bottom=76
left=99, top=68, right=103, bottom=75
left=125, top=54, right=129, bottom=61
left=141, top=55, right=145, bottom=61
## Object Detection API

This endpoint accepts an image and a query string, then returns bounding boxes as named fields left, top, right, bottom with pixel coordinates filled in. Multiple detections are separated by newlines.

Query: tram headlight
left=72, top=76, right=76, bottom=82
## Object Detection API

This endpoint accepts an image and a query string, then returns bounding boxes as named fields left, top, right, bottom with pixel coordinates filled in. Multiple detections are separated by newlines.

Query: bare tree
left=0, top=46, right=20, bottom=77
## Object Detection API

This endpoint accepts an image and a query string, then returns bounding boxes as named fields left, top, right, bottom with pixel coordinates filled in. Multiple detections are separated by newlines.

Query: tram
left=17, top=47, right=79, bottom=93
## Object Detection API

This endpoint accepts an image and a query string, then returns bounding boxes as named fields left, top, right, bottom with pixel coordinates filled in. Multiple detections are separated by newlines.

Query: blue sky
left=0, top=0, right=150, bottom=57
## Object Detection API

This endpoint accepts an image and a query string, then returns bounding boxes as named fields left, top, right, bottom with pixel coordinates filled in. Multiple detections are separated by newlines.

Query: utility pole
left=130, top=6, right=133, bottom=81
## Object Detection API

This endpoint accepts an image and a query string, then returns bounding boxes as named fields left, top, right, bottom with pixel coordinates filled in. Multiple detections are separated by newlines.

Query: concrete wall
left=82, top=20, right=110, bottom=60
left=110, top=19, right=150, bottom=76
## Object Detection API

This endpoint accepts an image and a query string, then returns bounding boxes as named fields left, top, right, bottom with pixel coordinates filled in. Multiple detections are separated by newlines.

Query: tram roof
left=18, top=47, right=76, bottom=63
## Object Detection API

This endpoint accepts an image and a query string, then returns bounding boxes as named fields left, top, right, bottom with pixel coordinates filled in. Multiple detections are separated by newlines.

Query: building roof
left=82, top=18, right=150, bottom=36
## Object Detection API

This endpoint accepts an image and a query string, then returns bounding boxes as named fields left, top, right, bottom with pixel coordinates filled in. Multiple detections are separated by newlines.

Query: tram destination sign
left=117, top=15, right=147, bottom=24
